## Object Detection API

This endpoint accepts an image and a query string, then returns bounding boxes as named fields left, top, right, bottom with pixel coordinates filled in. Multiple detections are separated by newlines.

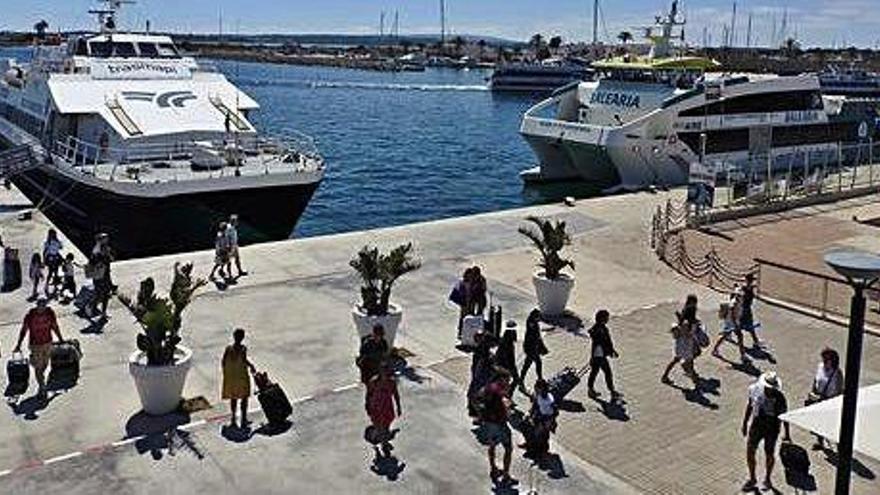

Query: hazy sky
left=2, top=0, right=877, bottom=48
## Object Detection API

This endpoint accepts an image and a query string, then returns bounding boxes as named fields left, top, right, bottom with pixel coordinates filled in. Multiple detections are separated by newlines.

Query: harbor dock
left=1, top=185, right=879, bottom=493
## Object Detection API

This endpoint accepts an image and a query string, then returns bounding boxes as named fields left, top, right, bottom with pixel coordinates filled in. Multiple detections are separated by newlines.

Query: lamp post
left=823, top=250, right=880, bottom=495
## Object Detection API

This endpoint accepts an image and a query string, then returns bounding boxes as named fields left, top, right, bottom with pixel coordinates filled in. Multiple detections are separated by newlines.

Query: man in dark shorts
left=741, top=371, right=791, bottom=492
left=481, top=369, right=514, bottom=484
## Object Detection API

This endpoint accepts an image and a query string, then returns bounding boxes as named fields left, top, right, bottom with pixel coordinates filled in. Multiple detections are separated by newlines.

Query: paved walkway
left=1, top=185, right=879, bottom=494
left=434, top=300, right=880, bottom=494
left=1, top=369, right=634, bottom=495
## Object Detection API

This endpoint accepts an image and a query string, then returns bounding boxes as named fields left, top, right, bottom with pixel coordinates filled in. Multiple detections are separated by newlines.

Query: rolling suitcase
left=2, top=247, right=22, bottom=292
left=49, top=340, right=82, bottom=388
left=73, top=286, right=95, bottom=316
left=547, top=364, right=590, bottom=402
left=485, top=305, right=502, bottom=337
left=7, top=352, right=30, bottom=385
left=460, top=315, right=484, bottom=347
left=255, top=372, right=292, bottom=425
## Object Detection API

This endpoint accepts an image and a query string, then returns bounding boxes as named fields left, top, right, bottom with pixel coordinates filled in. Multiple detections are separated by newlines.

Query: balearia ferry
left=0, top=1, right=324, bottom=258
left=519, top=1, right=880, bottom=190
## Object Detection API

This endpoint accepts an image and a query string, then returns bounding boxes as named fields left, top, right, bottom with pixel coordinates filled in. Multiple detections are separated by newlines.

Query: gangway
left=0, top=145, right=39, bottom=181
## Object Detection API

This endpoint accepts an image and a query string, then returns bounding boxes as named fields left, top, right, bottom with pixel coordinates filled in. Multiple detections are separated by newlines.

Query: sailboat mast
left=592, top=0, right=599, bottom=45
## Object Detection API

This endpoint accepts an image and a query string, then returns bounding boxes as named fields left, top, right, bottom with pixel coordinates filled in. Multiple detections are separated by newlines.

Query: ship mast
left=89, top=0, right=135, bottom=34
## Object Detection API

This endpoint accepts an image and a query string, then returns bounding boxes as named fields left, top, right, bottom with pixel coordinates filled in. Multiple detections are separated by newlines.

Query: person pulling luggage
left=221, top=328, right=256, bottom=428
left=14, top=296, right=64, bottom=398
left=521, top=378, right=557, bottom=461
left=587, top=309, right=621, bottom=401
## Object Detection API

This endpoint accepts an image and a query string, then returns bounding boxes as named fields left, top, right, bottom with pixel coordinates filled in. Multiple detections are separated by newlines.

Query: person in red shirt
left=14, top=297, right=63, bottom=398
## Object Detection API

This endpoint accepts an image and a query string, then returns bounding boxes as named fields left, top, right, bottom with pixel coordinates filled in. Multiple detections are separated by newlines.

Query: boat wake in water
left=233, top=77, right=489, bottom=93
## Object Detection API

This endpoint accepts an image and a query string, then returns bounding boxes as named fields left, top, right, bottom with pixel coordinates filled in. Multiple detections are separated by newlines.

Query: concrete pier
left=1, top=186, right=878, bottom=494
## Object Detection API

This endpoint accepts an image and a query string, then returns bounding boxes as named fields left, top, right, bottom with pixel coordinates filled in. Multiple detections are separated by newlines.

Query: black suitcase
left=548, top=365, right=589, bottom=401
left=49, top=340, right=82, bottom=388
left=485, top=305, right=502, bottom=337
left=2, top=247, right=22, bottom=292
left=258, top=383, right=293, bottom=425
left=7, top=352, right=30, bottom=386
left=73, top=287, right=95, bottom=315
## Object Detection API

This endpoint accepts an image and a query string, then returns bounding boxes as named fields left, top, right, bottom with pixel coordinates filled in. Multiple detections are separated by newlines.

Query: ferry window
left=75, top=38, right=88, bottom=56
left=89, top=41, right=113, bottom=57
left=157, top=43, right=180, bottom=58
left=113, top=42, right=137, bottom=57
left=137, top=43, right=159, bottom=58
left=679, top=90, right=823, bottom=117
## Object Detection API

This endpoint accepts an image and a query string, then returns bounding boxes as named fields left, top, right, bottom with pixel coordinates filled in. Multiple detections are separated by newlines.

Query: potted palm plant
left=119, top=262, right=207, bottom=415
left=350, top=243, right=421, bottom=346
left=519, top=216, right=575, bottom=316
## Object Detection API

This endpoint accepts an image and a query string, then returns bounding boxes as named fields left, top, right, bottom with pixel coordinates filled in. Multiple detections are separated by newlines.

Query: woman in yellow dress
left=222, top=328, right=256, bottom=428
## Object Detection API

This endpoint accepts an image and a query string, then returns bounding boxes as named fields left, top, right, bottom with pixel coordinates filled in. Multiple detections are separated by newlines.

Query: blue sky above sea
left=1, top=0, right=878, bottom=48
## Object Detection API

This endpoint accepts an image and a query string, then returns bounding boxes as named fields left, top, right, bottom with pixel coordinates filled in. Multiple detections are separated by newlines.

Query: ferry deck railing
left=52, top=132, right=323, bottom=182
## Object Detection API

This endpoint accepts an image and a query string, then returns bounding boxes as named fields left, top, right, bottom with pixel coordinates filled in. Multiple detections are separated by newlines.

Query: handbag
left=805, top=369, right=837, bottom=406
left=448, top=283, right=465, bottom=306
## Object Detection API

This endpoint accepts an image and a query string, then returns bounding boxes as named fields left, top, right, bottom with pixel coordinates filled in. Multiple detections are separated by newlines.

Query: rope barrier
left=651, top=198, right=759, bottom=292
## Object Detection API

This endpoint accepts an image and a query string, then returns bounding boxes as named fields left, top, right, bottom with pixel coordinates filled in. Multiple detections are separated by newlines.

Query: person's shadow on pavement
left=9, top=392, right=57, bottom=420
left=370, top=445, right=405, bottom=481
left=589, top=395, right=630, bottom=422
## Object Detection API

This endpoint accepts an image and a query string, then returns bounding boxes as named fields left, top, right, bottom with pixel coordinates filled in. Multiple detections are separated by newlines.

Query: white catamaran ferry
left=0, top=1, right=324, bottom=258
left=519, top=1, right=878, bottom=190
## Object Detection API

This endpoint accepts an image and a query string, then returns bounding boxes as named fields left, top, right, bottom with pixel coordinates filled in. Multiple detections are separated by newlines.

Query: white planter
left=352, top=303, right=403, bottom=347
left=533, top=271, right=575, bottom=316
left=128, top=345, right=193, bottom=416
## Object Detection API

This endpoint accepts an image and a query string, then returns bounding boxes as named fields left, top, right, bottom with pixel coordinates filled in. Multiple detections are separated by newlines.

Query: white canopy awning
left=47, top=72, right=258, bottom=138
left=780, top=384, right=880, bottom=461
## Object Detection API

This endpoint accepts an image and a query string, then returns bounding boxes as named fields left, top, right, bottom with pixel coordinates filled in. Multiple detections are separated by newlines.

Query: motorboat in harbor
left=489, top=58, right=592, bottom=93
left=0, top=1, right=324, bottom=259
left=518, top=0, right=880, bottom=190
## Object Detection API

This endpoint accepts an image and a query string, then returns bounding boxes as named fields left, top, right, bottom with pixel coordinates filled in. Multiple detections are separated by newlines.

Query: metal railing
left=651, top=199, right=759, bottom=291
left=52, top=132, right=323, bottom=182
left=754, top=258, right=880, bottom=328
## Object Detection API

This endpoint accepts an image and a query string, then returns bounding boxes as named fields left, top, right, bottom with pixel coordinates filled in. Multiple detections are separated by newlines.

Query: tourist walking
left=805, top=348, right=843, bottom=450
left=661, top=295, right=699, bottom=385
left=452, top=268, right=474, bottom=333
left=469, top=266, right=487, bottom=316
left=357, top=324, right=390, bottom=384
left=13, top=297, right=64, bottom=398
left=365, top=363, right=402, bottom=455
left=712, top=285, right=746, bottom=361
left=226, top=215, right=247, bottom=278
left=587, top=309, right=621, bottom=400
left=210, top=222, right=231, bottom=281
left=28, top=252, right=44, bottom=300
left=467, top=332, right=494, bottom=418
left=88, top=239, right=113, bottom=319
left=739, top=274, right=761, bottom=348
left=495, top=323, right=520, bottom=396
left=519, top=309, right=548, bottom=392
left=741, top=371, right=791, bottom=492
left=523, top=378, right=557, bottom=460
left=221, top=328, right=256, bottom=428
left=91, top=233, right=115, bottom=292
left=480, top=369, right=514, bottom=485
left=59, top=253, right=78, bottom=301
left=42, top=229, right=64, bottom=295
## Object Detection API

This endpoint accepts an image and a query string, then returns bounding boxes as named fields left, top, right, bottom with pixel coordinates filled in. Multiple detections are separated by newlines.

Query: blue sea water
left=1, top=46, right=594, bottom=238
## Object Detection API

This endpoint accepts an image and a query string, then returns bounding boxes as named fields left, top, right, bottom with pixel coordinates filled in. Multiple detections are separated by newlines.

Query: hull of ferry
left=10, top=164, right=322, bottom=259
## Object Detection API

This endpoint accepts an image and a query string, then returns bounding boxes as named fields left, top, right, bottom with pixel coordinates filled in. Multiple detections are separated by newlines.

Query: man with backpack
left=14, top=296, right=64, bottom=398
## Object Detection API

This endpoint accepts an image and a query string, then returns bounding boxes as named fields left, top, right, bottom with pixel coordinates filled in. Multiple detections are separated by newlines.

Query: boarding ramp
left=0, top=145, right=39, bottom=181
